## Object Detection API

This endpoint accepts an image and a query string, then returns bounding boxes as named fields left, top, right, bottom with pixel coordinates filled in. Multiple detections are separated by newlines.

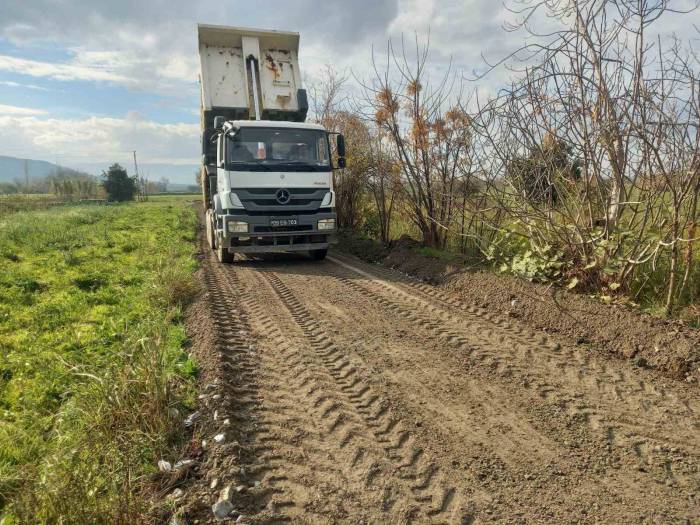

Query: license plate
left=270, top=219, right=297, bottom=227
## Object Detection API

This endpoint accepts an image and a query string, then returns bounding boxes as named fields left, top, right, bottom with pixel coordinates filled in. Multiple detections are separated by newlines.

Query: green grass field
left=0, top=194, right=69, bottom=216
left=0, top=197, right=199, bottom=522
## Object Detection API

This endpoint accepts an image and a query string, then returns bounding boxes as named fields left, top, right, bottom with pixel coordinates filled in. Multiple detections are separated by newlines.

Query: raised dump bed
left=198, top=24, right=309, bottom=164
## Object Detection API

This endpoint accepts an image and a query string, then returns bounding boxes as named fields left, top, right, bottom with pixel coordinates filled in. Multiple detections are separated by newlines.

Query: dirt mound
left=444, top=270, right=699, bottom=381
left=337, top=237, right=700, bottom=382
left=384, top=236, right=470, bottom=283
left=335, top=230, right=390, bottom=263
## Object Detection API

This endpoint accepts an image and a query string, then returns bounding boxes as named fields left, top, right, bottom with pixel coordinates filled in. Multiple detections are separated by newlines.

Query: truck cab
left=198, top=24, right=345, bottom=262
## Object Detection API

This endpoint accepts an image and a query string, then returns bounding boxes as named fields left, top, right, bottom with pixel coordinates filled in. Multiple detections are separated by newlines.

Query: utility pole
left=23, top=159, right=29, bottom=193
left=133, top=150, right=147, bottom=201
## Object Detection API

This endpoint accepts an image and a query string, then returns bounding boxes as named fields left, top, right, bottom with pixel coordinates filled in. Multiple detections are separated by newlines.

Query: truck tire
left=216, top=244, right=234, bottom=263
left=309, top=248, right=327, bottom=261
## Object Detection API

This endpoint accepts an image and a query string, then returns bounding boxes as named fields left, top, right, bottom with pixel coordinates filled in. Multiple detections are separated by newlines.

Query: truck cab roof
left=227, top=120, right=326, bottom=131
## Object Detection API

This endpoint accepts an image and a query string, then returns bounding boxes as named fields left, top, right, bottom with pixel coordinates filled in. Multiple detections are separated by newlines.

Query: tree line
left=0, top=163, right=183, bottom=202
left=0, top=167, right=101, bottom=198
left=312, top=0, right=700, bottom=318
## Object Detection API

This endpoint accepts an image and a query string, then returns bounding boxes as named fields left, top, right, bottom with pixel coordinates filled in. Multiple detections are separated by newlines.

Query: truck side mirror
left=214, top=116, right=225, bottom=129
left=337, top=157, right=346, bottom=169
left=337, top=134, right=346, bottom=158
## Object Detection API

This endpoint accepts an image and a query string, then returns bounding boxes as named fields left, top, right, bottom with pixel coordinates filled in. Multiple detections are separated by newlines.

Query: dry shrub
left=148, top=258, right=200, bottom=311
left=679, top=305, right=700, bottom=328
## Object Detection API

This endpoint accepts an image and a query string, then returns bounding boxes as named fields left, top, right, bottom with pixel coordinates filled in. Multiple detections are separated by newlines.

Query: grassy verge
left=0, top=198, right=199, bottom=523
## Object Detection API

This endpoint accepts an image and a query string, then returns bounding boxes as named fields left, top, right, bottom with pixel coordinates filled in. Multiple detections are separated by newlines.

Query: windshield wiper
left=229, top=161, right=273, bottom=171
left=272, top=162, right=329, bottom=170
left=229, top=160, right=328, bottom=172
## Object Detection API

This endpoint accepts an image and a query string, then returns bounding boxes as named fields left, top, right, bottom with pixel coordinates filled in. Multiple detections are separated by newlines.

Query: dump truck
left=198, top=24, right=345, bottom=263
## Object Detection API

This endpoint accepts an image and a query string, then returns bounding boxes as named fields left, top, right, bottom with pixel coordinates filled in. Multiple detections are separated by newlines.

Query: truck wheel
left=309, top=248, right=327, bottom=261
left=216, top=244, right=234, bottom=263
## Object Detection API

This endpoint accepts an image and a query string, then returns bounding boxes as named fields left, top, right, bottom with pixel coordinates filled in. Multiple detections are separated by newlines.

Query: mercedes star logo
left=275, top=188, right=291, bottom=205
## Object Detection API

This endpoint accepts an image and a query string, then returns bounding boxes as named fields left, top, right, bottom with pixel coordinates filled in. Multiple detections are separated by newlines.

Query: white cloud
left=0, top=54, right=129, bottom=84
left=0, top=114, right=199, bottom=166
left=0, top=0, right=695, bottom=186
left=0, top=38, right=199, bottom=98
left=2, top=0, right=694, bottom=109
left=0, top=104, right=47, bottom=116
left=0, top=1, right=396, bottom=99
left=0, top=80, right=49, bottom=90
left=0, top=50, right=199, bottom=97
left=67, top=45, right=200, bottom=93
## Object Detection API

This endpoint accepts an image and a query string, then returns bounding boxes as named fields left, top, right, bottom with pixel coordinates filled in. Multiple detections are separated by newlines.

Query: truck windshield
left=227, top=127, right=330, bottom=172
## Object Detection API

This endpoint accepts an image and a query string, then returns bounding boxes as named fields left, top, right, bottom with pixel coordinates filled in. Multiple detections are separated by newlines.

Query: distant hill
left=71, top=162, right=200, bottom=186
left=0, top=155, right=201, bottom=194
left=0, top=156, right=200, bottom=186
left=0, top=156, right=64, bottom=184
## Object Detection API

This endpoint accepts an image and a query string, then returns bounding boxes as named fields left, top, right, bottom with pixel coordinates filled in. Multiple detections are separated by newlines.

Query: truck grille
left=234, top=188, right=327, bottom=212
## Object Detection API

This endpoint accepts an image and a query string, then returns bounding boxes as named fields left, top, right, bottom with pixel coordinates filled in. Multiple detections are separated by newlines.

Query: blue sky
left=0, top=0, right=409, bottom=183
left=0, top=0, right=698, bottom=184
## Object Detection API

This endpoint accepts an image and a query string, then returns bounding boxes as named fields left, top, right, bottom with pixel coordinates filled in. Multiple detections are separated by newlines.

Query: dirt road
left=185, top=245, right=700, bottom=524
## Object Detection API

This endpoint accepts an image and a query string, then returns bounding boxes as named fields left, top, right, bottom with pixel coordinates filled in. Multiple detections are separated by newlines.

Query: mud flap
left=205, top=209, right=216, bottom=250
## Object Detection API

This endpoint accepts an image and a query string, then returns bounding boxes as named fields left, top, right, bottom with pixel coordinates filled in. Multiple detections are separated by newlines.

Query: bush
left=102, top=164, right=137, bottom=202
left=487, top=230, right=565, bottom=283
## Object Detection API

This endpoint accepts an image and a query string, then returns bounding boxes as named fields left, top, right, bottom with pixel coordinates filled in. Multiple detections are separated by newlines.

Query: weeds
left=72, top=274, right=107, bottom=292
left=0, top=198, right=198, bottom=523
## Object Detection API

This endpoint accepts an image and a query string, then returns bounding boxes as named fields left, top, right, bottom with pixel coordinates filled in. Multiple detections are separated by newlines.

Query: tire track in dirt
left=203, top=257, right=317, bottom=522
left=259, top=256, right=699, bottom=523
left=203, top=253, right=402, bottom=523
left=325, top=255, right=700, bottom=458
left=227, top=262, right=421, bottom=522
left=331, top=252, right=699, bottom=412
left=235, top=263, right=481, bottom=524
left=193, top=236, right=699, bottom=523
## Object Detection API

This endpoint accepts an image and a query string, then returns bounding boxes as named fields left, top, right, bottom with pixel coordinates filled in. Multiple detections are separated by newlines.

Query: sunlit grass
left=0, top=198, right=199, bottom=523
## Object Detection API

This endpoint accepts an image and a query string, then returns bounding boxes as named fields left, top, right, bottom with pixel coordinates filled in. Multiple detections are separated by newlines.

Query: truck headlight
left=227, top=220, right=248, bottom=233
left=320, top=191, right=333, bottom=207
left=229, top=192, right=244, bottom=208
left=317, top=219, right=335, bottom=231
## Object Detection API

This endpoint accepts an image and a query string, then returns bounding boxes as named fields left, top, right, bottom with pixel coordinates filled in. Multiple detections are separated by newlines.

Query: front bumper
left=217, top=211, right=337, bottom=253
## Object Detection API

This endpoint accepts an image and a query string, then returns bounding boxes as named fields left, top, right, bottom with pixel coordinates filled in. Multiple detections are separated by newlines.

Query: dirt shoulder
left=336, top=234, right=700, bottom=383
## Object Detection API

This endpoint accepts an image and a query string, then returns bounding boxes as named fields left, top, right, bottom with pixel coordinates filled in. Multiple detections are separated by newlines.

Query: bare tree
left=331, top=111, right=373, bottom=230
left=356, top=35, right=474, bottom=249
left=471, top=0, right=700, bottom=314
left=365, top=128, right=399, bottom=244
left=308, top=66, right=372, bottom=230
left=308, top=64, right=348, bottom=128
